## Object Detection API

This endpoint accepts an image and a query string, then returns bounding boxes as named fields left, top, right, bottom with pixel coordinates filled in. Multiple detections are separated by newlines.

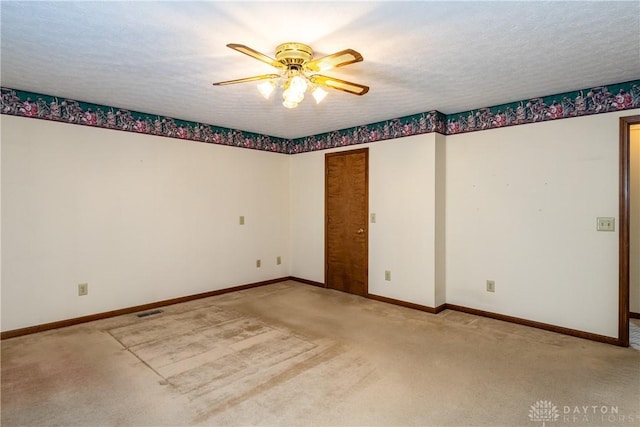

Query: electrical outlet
left=78, top=283, right=88, bottom=296
left=256, top=259, right=261, bottom=268
left=596, top=217, right=615, bottom=231
left=277, top=256, right=281, bottom=265
left=239, top=216, right=245, bottom=225
left=385, top=270, right=391, bottom=281
left=486, top=280, right=495, bottom=293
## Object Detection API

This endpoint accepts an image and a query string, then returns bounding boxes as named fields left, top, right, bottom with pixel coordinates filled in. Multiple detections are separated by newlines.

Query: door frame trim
left=619, top=115, right=640, bottom=347
left=324, top=147, right=369, bottom=296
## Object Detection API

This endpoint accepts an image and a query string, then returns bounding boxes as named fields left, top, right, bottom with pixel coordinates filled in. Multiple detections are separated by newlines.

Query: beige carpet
left=2, top=281, right=639, bottom=426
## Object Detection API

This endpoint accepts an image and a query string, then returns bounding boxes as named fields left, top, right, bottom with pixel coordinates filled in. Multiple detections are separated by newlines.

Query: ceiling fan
left=212, top=42, right=369, bottom=109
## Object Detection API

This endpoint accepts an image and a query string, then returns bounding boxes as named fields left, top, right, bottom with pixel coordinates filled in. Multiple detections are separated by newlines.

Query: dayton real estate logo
left=529, top=400, right=560, bottom=426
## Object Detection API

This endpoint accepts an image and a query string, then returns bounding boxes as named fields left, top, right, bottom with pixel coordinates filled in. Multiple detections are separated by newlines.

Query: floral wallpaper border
left=444, top=80, right=640, bottom=135
left=289, top=110, right=447, bottom=154
left=2, top=79, right=639, bottom=155
left=290, top=79, right=640, bottom=151
left=0, top=88, right=289, bottom=153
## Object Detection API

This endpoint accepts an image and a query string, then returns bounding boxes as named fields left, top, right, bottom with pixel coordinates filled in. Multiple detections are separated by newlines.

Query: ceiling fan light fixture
left=289, top=75, right=308, bottom=93
left=282, top=99, right=299, bottom=109
left=312, top=86, right=328, bottom=104
left=282, top=74, right=307, bottom=107
left=257, top=80, right=276, bottom=99
left=282, top=87, right=304, bottom=104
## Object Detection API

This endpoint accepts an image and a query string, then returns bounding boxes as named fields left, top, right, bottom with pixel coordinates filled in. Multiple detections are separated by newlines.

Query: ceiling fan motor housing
left=275, top=42, right=313, bottom=67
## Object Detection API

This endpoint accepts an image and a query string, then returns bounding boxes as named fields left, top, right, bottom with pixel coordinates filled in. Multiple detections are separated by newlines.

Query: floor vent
left=136, top=309, right=163, bottom=318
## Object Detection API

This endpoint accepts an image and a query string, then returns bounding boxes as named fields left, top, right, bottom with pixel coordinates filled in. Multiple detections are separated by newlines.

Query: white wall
left=289, top=150, right=325, bottom=282
left=369, top=135, right=440, bottom=307
left=290, top=134, right=442, bottom=308
left=630, top=125, right=640, bottom=314
left=3, top=109, right=638, bottom=337
left=447, top=110, right=639, bottom=338
left=1, top=115, right=290, bottom=331
left=290, top=110, right=638, bottom=338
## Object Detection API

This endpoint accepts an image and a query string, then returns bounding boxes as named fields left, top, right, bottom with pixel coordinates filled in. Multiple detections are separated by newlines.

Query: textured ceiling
left=1, top=1, right=639, bottom=139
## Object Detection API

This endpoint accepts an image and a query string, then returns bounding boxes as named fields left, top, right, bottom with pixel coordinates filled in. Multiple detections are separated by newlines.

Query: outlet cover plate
left=78, top=283, right=88, bottom=296
left=596, top=217, right=615, bottom=231
left=486, top=280, right=495, bottom=293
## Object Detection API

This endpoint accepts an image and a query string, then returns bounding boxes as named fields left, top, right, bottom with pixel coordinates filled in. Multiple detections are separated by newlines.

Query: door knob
left=356, top=228, right=365, bottom=234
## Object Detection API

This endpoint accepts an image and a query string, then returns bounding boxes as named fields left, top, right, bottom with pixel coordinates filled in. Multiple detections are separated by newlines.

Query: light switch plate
left=78, top=283, right=88, bottom=296
left=370, top=213, right=376, bottom=223
left=597, top=217, right=615, bottom=231
left=486, top=280, right=495, bottom=293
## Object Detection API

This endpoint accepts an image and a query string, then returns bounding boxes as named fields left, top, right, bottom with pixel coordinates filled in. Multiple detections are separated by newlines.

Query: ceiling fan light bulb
left=283, top=88, right=304, bottom=104
left=312, top=87, right=328, bottom=104
left=282, top=99, right=298, bottom=109
left=257, top=81, right=275, bottom=99
left=289, top=75, right=308, bottom=93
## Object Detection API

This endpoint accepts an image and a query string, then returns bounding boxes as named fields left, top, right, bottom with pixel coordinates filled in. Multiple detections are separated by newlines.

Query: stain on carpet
left=107, top=301, right=373, bottom=420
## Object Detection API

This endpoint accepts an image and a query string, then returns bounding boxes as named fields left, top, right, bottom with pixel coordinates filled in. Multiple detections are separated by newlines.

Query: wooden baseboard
left=444, top=303, right=620, bottom=346
left=630, top=312, right=640, bottom=319
left=434, top=303, right=447, bottom=314
left=288, top=278, right=448, bottom=315
left=366, top=293, right=445, bottom=314
left=287, top=279, right=448, bottom=314
left=291, top=281, right=616, bottom=346
left=0, top=277, right=289, bottom=340
left=287, top=276, right=325, bottom=288
left=5, top=276, right=623, bottom=347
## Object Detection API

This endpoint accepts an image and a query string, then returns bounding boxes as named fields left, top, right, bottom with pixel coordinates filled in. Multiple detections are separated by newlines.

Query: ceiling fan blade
left=305, top=49, right=363, bottom=72
left=226, top=44, right=286, bottom=70
left=212, top=74, right=281, bottom=86
left=309, top=75, right=369, bottom=96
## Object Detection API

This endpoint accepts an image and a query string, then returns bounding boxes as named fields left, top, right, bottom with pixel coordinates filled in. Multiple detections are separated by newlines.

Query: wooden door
left=619, top=115, right=640, bottom=346
left=325, top=148, right=368, bottom=296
